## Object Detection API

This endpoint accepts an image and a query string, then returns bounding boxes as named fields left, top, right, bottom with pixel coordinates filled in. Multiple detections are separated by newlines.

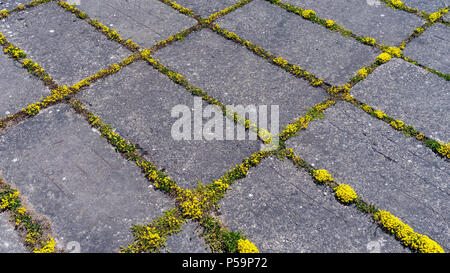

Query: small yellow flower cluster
left=390, top=0, right=403, bottom=8
left=437, top=142, right=450, bottom=159
left=384, top=47, right=402, bottom=58
left=428, top=8, right=448, bottom=22
left=389, top=119, right=405, bottom=130
left=33, top=237, right=56, bottom=253
left=374, top=210, right=444, bottom=253
left=361, top=37, right=376, bottom=46
left=124, top=39, right=139, bottom=51
left=361, top=104, right=372, bottom=113
left=237, top=239, right=259, bottom=253
left=333, top=184, right=358, bottom=204
left=23, top=59, right=46, bottom=75
left=357, top=67, right=369, bottom=79
left=328, top=83, right=351, bottom=94
left=273, top=56, right=288, bottom=67
left=17, top=5, right=25, bottom=10
left=413, top=27, right=424, bottom=36
left=376, top=52, right=392, bottom=64
left=0, top=190, right=19, bottom=210
left=0, top=33, right=6, bottom=45
left=301, top=10, right=316, bottom=19
left=326, top=20, right=335, bottom=28
left=4, top=44, right=26, bottom=59
left=0, top=9, right=8, bottom=19
left=373, top=110, right=387, bottom=119
left=313, top=169, right=333, bottom=183
left=177, top=188, right=209, bottom=220
left=23, top=104, right=41, bottom=116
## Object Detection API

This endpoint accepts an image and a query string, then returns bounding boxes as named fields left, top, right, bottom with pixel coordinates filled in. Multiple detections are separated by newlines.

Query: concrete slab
left=403, top=23, right=450, bottom=74
left=153, top=29, right=329, bottom=130
left=351, top=58, right=449, bottom=142
left=77, top=60, right=261, bottom=189
left=0, top=2, right=130, bottom=86
left=0, top=53, right=50, bottom=118
left=284, top=0, right=425, bottom=46
left=216, top=0, right=380, bottom=86
left=219, top=157, right=410, bottom=253
left=0, top=104, right=173, bottom=253
left=73, top=0, right=197, bottom=48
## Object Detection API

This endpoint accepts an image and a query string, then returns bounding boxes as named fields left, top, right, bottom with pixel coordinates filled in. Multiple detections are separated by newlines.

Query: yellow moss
left=33, top=237, right=56, bottom=253
left=374, top=211, right=444, bottom=253
left=0, top=9, right=8, bottom=18
left=362, top=37, right=376, bottom=46
left=376, top=53, right=392, bottom=64
left=373, top=110, right=387, bottom=119
left=334, top=184, right=358, bottom=204
left=390, top=0, right=403, bottom=8
left=301, top=10, right=316, bottom=19
left=437, top=142, right=450, bottom=159
left=237, top=239, right=259, bottom=253
left=313, top=169, right=333, bottom=183
left=384, top=47, right=402, bottom=58
left=326, top=20, right=335, bottom=28
left=357, top=67, right=369, bottom=78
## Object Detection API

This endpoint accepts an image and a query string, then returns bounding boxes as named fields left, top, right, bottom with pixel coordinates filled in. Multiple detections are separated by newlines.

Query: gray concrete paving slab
left=0, top=2, right=130, bottom=86
left=216, top=0, right=380, bottom=86
left=0, top=104, right=173, bottom=253
left=284, top=0, right=425, bottom=46
left=351, top=58, right=449, bottom=142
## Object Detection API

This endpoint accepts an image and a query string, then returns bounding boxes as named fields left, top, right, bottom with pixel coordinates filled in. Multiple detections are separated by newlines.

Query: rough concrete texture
left=351, top=58, right=449, bottom=142
left=73, top=0, right=197, bottom=48
left=285, top=0, right=425, bottom=46
left=77, top=60, right=261, bottom=189
left=287, top=102, right=450, bottom=252
left=0, top=52, right=50, bottom=118
left=0, top=0, right=448, bottom=254
left=0, top=105, right=173, bottom=253
left=0, top=212, right=27, bottom=253
left=219, top=157, right=410, bottom=253
left=154, top=29, right=329, bottom=130
left=403, top=24, right=450, bottom=74
left=0, top=2, right=130, bottom=86
left=216, top=0, right=381, bottom=86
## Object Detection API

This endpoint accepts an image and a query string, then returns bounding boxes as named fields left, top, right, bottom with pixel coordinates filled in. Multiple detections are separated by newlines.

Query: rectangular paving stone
left=287, top=102, right=450, bottom=251
left=0, top=104, right=173, bottom=253
left=403, top=24, right=450, bottom=74
left=218, top=157, right=409, bottom=253
left=216, top=0, right=380, bottom=86
left=0, top=52, right=50, bottom=118
left=284, top=0, right=425, bottom=46
left=0, top=2, right=130, bottom=86
left=174, top=0, right=241, bottom=18
left=351, top=58, right=449, bottom=142
left=0, top=212, right=27, bottom=253
left=74, top=0, right=197, bottom=48
left=153, top=29, right=329, bottom=130
left=77, top=60, right=261, bottom=189
left=402, top=0, right=449, bottom=12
